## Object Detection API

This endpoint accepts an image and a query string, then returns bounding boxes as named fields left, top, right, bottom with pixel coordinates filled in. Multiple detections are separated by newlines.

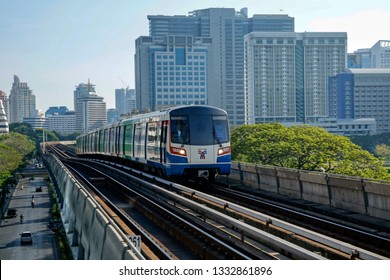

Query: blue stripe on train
left=146, top=159, right=231, bottom=176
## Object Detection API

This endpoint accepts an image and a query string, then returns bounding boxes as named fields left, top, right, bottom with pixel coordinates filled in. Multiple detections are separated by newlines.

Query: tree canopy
left=0, top=132, right=35, bottom=188
left=231, top=123, right=390, bottom=180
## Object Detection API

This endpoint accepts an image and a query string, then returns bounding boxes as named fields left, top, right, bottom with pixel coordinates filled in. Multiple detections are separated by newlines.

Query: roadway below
left=0, top=176, right=59, bottom=260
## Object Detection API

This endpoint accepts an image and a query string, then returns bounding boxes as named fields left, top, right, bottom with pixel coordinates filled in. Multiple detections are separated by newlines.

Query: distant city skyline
left=1, top=0, right=390, bottom=112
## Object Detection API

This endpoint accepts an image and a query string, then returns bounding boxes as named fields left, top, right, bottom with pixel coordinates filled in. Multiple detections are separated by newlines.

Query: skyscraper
left=74, top=80, right=107, bottom=133
left=138, top=8, right=294, bottom=126
left=125, top=88, right=136, bottom=114
left=115, top=88, right=127, bottom=115
left=0, top=100, right=9, bottom=134
left=244, top=32, right=347, bottom=124
left=0, top=91, right=8, bottom=121
left=135, top=35, right=210, bottom=112
left=9, top=75, right=36, bottom=123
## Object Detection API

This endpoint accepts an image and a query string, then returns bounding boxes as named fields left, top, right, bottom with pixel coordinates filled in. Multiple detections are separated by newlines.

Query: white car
left=20, top=231, right=33, bottom=244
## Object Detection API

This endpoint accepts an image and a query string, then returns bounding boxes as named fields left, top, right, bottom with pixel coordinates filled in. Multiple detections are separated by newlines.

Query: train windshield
left=171, top=114, right=229, bottom=145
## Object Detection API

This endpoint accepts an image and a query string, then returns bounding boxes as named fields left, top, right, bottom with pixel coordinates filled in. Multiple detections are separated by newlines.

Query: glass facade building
left=137, top=8, right=294, bottom=126
left=136, top=35, right=210, bottom=112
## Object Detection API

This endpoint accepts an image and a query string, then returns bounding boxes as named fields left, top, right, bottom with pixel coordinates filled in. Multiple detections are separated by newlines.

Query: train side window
left=171, top=116, right=190, bottom=144
left=134, top=123, right=146, bottom=158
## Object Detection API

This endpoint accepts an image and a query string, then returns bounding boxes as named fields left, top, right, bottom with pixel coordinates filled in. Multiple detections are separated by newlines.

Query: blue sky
left=1, top=0, right=390, bottom=111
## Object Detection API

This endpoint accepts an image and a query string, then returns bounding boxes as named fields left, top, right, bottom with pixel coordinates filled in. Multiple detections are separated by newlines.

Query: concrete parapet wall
left=277, top=170, right=301, bottom=199
left=103, top=224, right=138, bottom=260
left=44, top=154, right=141, bottom=260
left=328, top=177, right=367, bottom=214
left=228, top=162, right=390, bottom=221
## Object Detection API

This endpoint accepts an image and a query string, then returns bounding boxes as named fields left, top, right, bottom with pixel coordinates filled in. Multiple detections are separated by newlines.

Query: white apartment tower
left=244, top=32, right=347, bottom=124
left=74, top=81, right=107, bottom=133
left=9, top=75, right=36, bottom=123
left=0, top=100, right=9, bottom=134
left=0, top=91, right=8, bottom=121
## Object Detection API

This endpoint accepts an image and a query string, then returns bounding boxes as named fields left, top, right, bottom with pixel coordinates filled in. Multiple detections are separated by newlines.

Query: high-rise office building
left=329, top=68, right=390, bottom=134
left=115, top=88, right=127, bottom=115
left=244, top=32, right=347, bottom=124
left=135, top=35, right=211, bottom=112
left=0, top=100, right=9, bottom=134
left=74, top=81, right=107, bottom=133
left=138, top=8, right=294, bottom=126
left=9, top=75, right=36, bottom=123
left=125, top=88, right=136, bottom=114
left=371, top=40, right=390, bottom=68
left=73, top=80, right=95, bottom=109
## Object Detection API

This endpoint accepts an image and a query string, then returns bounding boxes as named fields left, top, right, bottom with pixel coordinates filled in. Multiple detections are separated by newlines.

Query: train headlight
left=218, top=146, right=231, bottom=156
left=170, top=146, right=187, bottom=156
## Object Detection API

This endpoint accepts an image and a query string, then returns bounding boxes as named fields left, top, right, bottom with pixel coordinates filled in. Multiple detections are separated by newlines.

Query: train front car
left=167, top=106, right=231, bottom=181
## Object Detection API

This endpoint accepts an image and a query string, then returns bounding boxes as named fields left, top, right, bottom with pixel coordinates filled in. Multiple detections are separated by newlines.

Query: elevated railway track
left=44, top=143, right=389, bottom=260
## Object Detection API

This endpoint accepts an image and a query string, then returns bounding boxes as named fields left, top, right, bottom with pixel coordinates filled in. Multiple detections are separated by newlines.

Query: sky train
left=76, top=105, right=231, bottom=181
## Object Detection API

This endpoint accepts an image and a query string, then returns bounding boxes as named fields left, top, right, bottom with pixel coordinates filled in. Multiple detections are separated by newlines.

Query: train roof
left=121, top=105, right=227, bottom=122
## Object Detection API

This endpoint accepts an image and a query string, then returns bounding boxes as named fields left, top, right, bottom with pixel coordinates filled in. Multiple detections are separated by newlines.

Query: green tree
left=0, top=132, right=36, bottom=193
left=0, top=132, right=35, bottom=158
left=231, top=123, right=291, bottom=165
left=350, top=132, right=390, bottom=153
left=231, top=124, right=390, bottom=180
left=375, top=144, right=390, bottom=166
left=0, top=143, right=21, bottom=174
left=9, top=123, right=37, bottom=141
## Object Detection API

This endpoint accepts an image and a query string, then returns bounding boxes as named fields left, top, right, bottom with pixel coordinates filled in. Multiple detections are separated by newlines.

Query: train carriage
left=76, top=105, right=231, bottom=181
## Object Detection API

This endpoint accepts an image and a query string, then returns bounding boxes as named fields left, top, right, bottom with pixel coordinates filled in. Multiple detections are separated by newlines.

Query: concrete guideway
left=0, top=177, right=59, bottom=260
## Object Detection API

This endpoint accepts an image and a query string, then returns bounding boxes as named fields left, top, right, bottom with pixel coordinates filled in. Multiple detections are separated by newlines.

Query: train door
left=117, top=125, right=123, bottom=157
left=98, top=130, right=104, bottom=153
left=133, top=122, right=146, bottom=162
left=146, top=121, right=161, bottom=162
left=123, top=124, right=133, bottom=159
left=93, top=131, right=98, bottom=153
left=104, top=128, right=110, bottom=155
left=161, top=120, right=168, bottom=163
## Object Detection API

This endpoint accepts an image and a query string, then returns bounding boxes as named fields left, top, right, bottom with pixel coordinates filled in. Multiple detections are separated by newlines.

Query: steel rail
left=84, top=159, right=326, bottom=259
left=65, top=160, right=252, bottom=260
